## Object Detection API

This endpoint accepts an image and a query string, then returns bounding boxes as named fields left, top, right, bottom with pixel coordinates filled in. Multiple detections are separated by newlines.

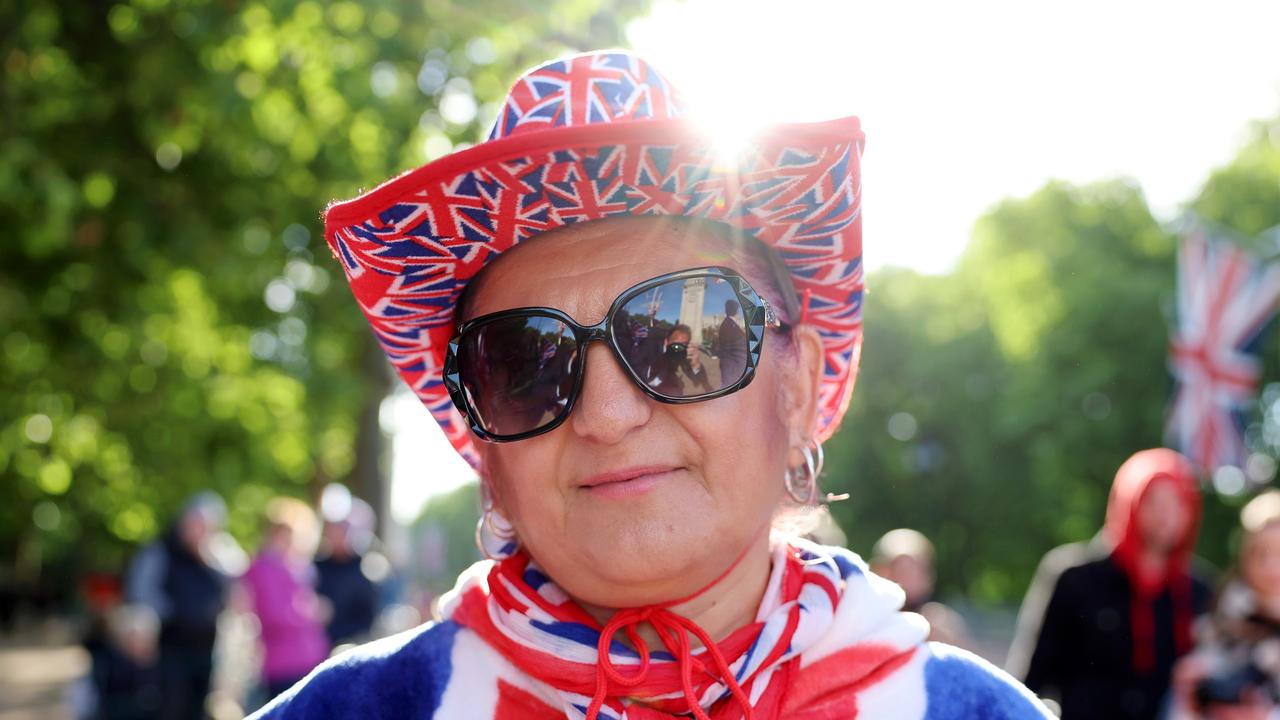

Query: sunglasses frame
left=442, top=266, right=782, bottom=443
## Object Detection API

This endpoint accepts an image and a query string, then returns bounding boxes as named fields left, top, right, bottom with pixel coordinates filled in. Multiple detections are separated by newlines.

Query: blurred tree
left=409, top=481, right=481, bottom=598
left=822, top=264, right=1020, bottom=601
left=1194, top=118, right=1280, bottom=244
left=825, top=176, right=1276, bottom=604
left=0, top=0, right=646, bottom=590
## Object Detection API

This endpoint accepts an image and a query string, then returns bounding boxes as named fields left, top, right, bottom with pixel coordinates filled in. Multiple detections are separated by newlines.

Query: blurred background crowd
left=73, top=485, right=407, bottom=718
left=5, top=0, right=1280, bottom=718
left=69, top=484, right=416, bottom=718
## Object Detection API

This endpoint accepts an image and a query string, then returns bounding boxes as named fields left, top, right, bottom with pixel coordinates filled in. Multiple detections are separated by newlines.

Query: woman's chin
left=558, top=522, right=725, bottom=606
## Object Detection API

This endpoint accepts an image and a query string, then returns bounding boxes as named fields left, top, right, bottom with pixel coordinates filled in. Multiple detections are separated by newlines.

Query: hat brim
left=325, top=116, right=865, bottom=467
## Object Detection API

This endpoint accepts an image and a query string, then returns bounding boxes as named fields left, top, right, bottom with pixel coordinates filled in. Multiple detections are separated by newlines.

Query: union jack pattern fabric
left=445, top=540, right=857, bottom=719
left=490, top=53, right=681, bottom=140
left=254, top=540, right=1051, bottom=719
left=324, top=51, right=864, bottom=466
left=1167, top=222, right=1280, bottom=472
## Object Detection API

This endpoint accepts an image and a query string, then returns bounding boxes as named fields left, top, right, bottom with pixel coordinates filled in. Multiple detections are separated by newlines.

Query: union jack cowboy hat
left=324, top=50, right=865, bottom=466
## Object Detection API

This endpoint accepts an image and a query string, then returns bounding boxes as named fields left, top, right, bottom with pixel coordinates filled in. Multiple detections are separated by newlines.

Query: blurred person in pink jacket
left=243, top=497, right=330, bottom=703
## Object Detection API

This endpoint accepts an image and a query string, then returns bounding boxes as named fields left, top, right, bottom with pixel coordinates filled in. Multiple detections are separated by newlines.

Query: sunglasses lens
left=615, top=276, right=750, bottom=399
left=458, top=315, right=579, bottom=437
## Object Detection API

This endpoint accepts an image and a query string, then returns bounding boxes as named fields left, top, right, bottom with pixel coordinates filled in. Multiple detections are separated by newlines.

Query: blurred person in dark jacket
left=87, top=604, right=163, bottom=720
left=125, top=492, right=236, bottom=719
left=1007, top=448, right=1214, bottom=720
left=870, top=528, right=974, bottom=649
left=315, top=491, right=380, bottom=649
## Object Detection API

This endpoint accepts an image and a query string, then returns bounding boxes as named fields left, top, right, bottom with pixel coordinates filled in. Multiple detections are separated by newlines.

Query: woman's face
left=465, top=216, right=823, bottom=608
left=1244, top=522, right=1280, bottom=600
left=1136, top=478, right=1192, bottom=555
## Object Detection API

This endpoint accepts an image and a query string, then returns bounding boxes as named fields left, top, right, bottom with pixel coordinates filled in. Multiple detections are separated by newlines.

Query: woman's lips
left=578, top=466, right=679, bottom=498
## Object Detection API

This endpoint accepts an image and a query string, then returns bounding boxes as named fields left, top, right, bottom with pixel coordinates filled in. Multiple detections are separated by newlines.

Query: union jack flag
left=1167, top=222, right=1280, bottom=472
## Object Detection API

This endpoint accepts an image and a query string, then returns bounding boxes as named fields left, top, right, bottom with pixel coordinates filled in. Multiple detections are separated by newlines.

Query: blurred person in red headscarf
left=1006, top=448, right=1216, bottom=720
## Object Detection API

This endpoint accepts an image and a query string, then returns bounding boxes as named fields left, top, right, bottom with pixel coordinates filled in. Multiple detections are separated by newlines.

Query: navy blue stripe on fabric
left=529, top=619, right=639, bottom=658
left=831, top=553, right=861, bottom=579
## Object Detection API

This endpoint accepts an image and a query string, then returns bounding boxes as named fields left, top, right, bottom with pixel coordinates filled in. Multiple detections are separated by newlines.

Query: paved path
left=0, top=612, right=261, bottom=720
left=0, top=635, right=88, bottom=720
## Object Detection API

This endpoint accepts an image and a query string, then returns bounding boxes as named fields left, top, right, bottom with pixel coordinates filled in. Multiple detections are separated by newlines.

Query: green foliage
left=1194, top=119, right=1280, bottom=242
left=409, top=482, right=481, bottom=597
left=1, top=0, right=643, bottom=581
left=825, top=173, right=1279, bottom=604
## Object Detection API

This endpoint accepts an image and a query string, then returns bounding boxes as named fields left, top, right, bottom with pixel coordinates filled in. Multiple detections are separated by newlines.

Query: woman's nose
left=569, top=343, right=652, bottom=444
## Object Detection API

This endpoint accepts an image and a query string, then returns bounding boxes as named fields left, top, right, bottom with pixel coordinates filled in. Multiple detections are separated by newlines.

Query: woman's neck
left=1136, top=544, right=1175, bottom=583
left=580, top=530, right=775, bottom=652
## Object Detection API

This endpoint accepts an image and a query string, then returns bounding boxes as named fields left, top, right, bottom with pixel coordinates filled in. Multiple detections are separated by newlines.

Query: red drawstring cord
left=583, top=537, right=764, bottom=720
left=586, top=605, right=754, bottom=720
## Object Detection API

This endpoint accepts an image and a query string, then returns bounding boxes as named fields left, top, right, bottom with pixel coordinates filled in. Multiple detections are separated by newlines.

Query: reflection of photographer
left=644, top=324, right=711, bottom=396
left=1173, top=491, right=1280, bottom=720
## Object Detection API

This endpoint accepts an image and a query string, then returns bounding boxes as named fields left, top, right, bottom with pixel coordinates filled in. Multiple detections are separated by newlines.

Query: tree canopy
left=823, top=124, right=1280, bottom=602
left=1, top=0, right=643, bottom=585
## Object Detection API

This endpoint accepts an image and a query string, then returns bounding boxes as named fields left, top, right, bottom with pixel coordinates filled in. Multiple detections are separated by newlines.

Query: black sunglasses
left=443, top=266, right=784, bottom=442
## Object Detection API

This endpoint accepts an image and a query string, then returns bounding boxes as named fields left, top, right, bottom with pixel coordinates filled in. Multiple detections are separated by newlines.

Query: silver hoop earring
left=785, top=441, right=820, bottom=504
left=805, top=441, right=825, bottom=481
left=475, top=489, right=519, bottom=561
left=784, top=440, right=846, bottom=505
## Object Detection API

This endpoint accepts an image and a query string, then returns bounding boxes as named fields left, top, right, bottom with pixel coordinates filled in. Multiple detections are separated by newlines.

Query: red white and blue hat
left=324, top=51, right=865, bottom=467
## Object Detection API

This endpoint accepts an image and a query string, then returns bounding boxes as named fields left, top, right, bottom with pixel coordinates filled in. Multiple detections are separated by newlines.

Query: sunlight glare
left=630, top=0, right=1280, bottom=274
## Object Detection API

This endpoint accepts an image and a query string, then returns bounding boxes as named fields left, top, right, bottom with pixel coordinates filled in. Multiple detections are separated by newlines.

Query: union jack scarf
left=441, top=538, right=930, bottom=719
left=252, top=538, right=1050, bottom=718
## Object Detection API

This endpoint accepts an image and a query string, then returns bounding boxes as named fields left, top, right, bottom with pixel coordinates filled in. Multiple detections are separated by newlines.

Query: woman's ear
left=476, top=453, right=508, bottom=517
left=778, top=325, right=825, bottom=451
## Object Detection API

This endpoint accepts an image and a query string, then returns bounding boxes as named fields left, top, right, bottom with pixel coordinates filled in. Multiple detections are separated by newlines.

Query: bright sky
left=388, top=0, right=1280, bottom=524
left=633, top=0, right=1280, bottom=274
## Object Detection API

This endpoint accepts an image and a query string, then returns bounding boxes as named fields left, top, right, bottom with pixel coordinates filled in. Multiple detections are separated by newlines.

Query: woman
left=1171, top=491, right=1280, bottom=719
left=243, top=498, right=330, bottom=703
left=1008, top=449, right=1214, bottom=719
left=255, top=51, right=1047, bottom=719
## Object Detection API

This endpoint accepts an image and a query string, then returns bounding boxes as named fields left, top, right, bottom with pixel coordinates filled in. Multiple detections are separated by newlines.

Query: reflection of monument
left=678, top=278, right=706, bottom=345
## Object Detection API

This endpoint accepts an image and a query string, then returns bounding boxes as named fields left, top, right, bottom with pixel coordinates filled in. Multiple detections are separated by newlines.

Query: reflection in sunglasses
left=447, top=267, right=772, bottom=441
